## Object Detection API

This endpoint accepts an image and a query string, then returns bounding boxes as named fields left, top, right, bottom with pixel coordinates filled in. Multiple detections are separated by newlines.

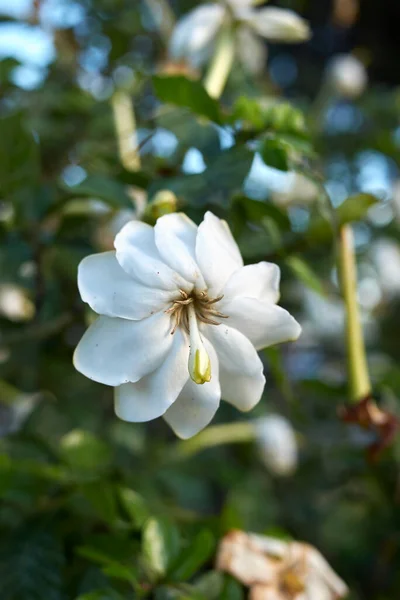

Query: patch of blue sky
left=0, top=0, right=32, bottom=19
left=0, top=23, right=54, bottom=66
left=182, top=148, right=206, bottom=174
left=40, top=0, right=85, bottom=29
left=244, top=152, right=290, bottom=200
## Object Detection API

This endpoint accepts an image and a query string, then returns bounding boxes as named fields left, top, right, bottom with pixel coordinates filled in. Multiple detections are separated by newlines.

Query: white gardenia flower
left=371, top=238, right=400, bottom=298
left=74, top=212, right=301, bottom=439
left=272, top=172, right=320, bottom=207
left=169, top=1, right=310, bottom=73
left=255, top=415, right=298, bottom=476
left=327, top=54, right=367, bottom=99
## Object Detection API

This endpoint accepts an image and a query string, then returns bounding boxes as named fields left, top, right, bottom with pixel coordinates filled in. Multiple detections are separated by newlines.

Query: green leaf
left=219, top=575, right=244, bottom=600
left=0, top=112, right=40, bottom=198
left=285, top=256, right=326, bottom=296
left=0, top=523, right=65, bottom=600
left=154, top=585, right=205, bottom=600
left=75, top=590, right=124, bottom=600
left=62, top=175, right=133, bottom=208
left=0, top=58, right=20, bottom=85
left=337, top=193, right=379, bottom=224
left=233, top=196, right=291, bottom=231
left=79, top=483, right=120, bottom=525
left=59, top=429, right=112, bottom=473
left=153, top=75, right=221, bottom=123
left=192, top=571, right=225, bottom=599
left=260, top=134, right=314, bottom=172
left=260, top=137, right=289, bottom=171
left=169, top=530, right=215, bottom=581
left=151, top=146, right=254, bottom=208
left=118, top=487, right=151, bottom=529
left=102, top=563, right=138, bottom=585
left=231, top=96, right=265, bottom=129
left=77, top=534, right=137, bottom=566
left=262, top=102, right=307, bottom=136
left=142, top=517, right=181, bottom=579
left=307, top=193, right=379, bottom=241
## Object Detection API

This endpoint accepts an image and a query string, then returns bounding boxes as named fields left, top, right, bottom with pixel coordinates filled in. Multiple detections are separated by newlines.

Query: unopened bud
left=254, top=415, right=298, bottom=476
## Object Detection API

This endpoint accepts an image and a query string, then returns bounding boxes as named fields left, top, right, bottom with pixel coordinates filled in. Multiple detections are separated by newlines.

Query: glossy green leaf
left=0, top=523, right=65, bottom=600
left=337, top=193, right=379, bottom=224
left=231, top=96, right=265, bottom=129
left=219, top=575, right=244, bottom=600
left=169, top=530, right=215, bottom=581
left=118, top=487, right=150, bottom=529
left=78, top=483, right=120, bottom=525
left=285, top=256, right=326, bottom=296
left=151, top=146, right=253, bottom=208
left=142, top=517, right=181, bottom=578
left=59, top=429, right=112, bottom=472
left=260, top=137, right=289, bottom=171
left=153, top=75, right=221, bottom=123
left=62, top=175, right=133, bottom=208
left=0, top=112, right=40, bottom=198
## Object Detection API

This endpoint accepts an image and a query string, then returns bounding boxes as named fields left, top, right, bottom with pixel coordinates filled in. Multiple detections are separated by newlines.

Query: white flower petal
left=205, top=323, right=265, bottom=411
left=114, top=329, right=189, bottom=422
left=219, top=368, right=266, bottom=412
left=164, top=339, right=220, bottom=439
left=236, top=25, right=267, bottom=75
left=73, top=312, right=173, bottom=386
left=245, top=7, right=311, bottom=43
left=221, top=297, right=301, bottom=350
left=222, top=262, right=280, bottom=304
left=227, top=0, right=254, bottom=10
left=154, top=213, right=206, bottom=289
left=196, top=212, right=243, bottom=296
left=169, top=4, right=224, bottom=67
left=78, top=251, right=176, bottom=320
left=114, top=220, right=191, bottom=292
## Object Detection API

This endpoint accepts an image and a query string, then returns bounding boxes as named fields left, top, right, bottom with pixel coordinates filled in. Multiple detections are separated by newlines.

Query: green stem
left=111, top=90, right=141, bottom=172
left=203, top=26, right=235, bottom=99
left=167, top=422, right=256, bottom=461
left=338, top=224, right=372, bottom=403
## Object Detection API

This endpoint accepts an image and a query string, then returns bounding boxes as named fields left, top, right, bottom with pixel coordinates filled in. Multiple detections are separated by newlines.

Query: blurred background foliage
left=1, top=0, right=400, bottom=598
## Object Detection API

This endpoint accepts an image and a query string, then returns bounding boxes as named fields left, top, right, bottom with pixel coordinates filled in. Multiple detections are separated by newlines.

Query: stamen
left=187, top=304, right=211, bottom=385
left=207, top=294, right=224, bottom=304
left=166, top=290, right=228, bottom=357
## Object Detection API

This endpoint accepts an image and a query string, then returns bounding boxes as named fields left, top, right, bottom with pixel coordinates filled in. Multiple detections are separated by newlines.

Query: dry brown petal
left=250, top=585, right=286, bottom=600
left=216, top=530, right=349, bottom=600
left=216, top=530, right=280, bottom=586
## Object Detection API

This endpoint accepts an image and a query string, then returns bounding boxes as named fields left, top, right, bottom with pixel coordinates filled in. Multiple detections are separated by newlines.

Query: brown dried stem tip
left=339, top=394, right=399, bottom=461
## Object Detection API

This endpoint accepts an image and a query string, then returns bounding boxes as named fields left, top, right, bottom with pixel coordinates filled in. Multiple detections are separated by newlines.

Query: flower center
left=166, top=289, right=228, bottom=385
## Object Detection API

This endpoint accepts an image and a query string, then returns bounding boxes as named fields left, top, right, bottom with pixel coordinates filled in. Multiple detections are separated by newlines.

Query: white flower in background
left=216, top=530, right=349, bottom=600
left=391, top=179, right=400, bottom=223
left=272, top=172, right=320, bottom=206
left=0, top=284, right=35, bottom=322
left=0, top=393, right=41, bottom=438
left=74, top=211, right=301, bottom=438
left=327, top=54, right=367, bottom=99
left=255, top=415, right=298, bottom=476
left=169, top=1, right=311, bottom=74
left=371, top=238, right=400, bottom=298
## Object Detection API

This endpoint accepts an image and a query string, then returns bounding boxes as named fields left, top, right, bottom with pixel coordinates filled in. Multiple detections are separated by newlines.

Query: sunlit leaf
left=142, top=517, right=181, bottom=579
left=153, top=75, right=221, bottom=123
